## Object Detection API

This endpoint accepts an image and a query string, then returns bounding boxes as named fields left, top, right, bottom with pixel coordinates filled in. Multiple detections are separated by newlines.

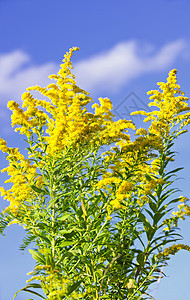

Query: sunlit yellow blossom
left=158, top=244, right=190, bottom=259
left=131, top=69, right=190, bottom=139
left=110, top=198, right=121, bottom=209
left=135, top=128, right=148, bottom=136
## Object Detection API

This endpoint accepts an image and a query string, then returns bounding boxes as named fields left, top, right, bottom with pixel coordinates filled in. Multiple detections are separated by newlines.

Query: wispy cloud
left=0, top=50, right=57, bottom=103
left=73, top=39, right=189, bottom=93
left=0, top=39, right=188, bottom=105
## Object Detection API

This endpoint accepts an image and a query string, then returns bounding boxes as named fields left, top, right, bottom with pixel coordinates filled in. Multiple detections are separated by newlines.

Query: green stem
left=128, top=264, right=157, bottom=300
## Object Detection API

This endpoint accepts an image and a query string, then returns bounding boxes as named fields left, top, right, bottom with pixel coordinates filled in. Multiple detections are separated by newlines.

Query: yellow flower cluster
left=0, top=47, right=140, bottom=216
left=172, top=196, right=190, bottom=219
left=131, top=69, right=190, bottom=138
left=98, top=134, right=165, bottom=210
left=0, top=138, right=44, bottom=216
left=28, top=263, right=83, bottom=299
left=158, top=244, right=190, bottom=258
left=150, top=158, right=161, bottom=175
left=143, top=178, right=165, bottom=195
left=135, top=128, right=148, bottom=136
left=100, top=69, right=190, bottom=214
left=96, top=175, right=134, bottom=209
left=117, top=181, right=134, bottom=194
left=7, top=95, right=48, bottom=137
left=5, top=47, right=136, bottom=160
left=96, top=176, right=121, bottom=189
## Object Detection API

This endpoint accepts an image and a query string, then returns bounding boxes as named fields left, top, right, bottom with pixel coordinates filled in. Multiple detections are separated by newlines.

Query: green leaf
left=48, top=197, right=57, bottom=209
left=144, top=208, right=154, bottom=220
left=147, top=193, right=157, bottom=202
left=149, top=235, right=169, bottom=247
left=58, top=229, right=71, bottom=235
left=160, top=188, right=178, bottom=202
left=0, top=213, right=14, bottom=235
left=29, top=249, right=46, bottom=265
left=138, top=213, right=154, bottom=241
left=26, top=283, right=42, bottom=289
left=19, top=233, right=36, bottom=251
left=30, top=185, right=46, bottom=194
left=62, top=175, right=70, bottom=182
left=36, top=234, right=51, bottom=245
left=133, top=231, right=145, bottom=248
left=58, top=250, right=79, bottom=263
left=36, top=222, right=50, bottom=230
left=150, top=238, right=181, bottom=254
left=43, top=187, right=49, bottom=195
left=144, top=174, right=152, bottom=181
left=148, top=201, right=157, bottom=213
left=59, top=240, right=75, bottom=247
left=137, top=252, right=145, bottom=267
left=58, top=213, right=72, bottom=222
left=144, top=173, right=157, bottom=181
left=168, top=197, right=184, bottom=206
left=45, top=254, right=55, bottom=269
left=114, top=170, right=123, bottom=180
left=165, top=167, right=184, bottom=176
left=99, top=190, right=107, bottom=201
left=67, top=281, right=82, bottom=296
left=153, top=212, right=166, bottom=224
left=13, top=285, right=46, bottom=300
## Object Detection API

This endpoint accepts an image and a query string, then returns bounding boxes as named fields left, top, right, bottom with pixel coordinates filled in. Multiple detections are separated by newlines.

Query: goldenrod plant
left=0, top=47, right=190, bottom=299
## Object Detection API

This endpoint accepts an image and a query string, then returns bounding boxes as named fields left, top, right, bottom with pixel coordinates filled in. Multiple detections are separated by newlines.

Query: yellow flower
left=135, top=128, right=148, bottom=136
left=110, top=199, right=121, bottom=209
left=131, top=69, right=190, bottom=139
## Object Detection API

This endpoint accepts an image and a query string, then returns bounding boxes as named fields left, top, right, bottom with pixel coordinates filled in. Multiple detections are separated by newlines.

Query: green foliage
left=0, top=48, right=190, bottom=299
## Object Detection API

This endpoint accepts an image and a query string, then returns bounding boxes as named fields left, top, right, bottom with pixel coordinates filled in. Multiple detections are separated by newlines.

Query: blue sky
left=0, top=0, right=190, bottom=299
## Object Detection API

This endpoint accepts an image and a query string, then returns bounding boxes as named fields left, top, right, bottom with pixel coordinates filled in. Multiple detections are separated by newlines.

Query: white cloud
left=73, top=39, right=189, bottom=93
left=0, top=50, right=57, bottom=103
left=0, top=39, right=188, bottom=105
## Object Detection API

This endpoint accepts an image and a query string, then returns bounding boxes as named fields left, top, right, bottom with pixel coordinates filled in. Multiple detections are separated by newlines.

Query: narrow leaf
left=29, top=249, right=46, bottom=265
left=30, top=185, right=46, bottom=194
left=13, top=286, right=46, bottom=300
left=67, top=281, right=82, bottom=296
left=59, top=240, right=75, bottom=247
left=58, top=213, right=72, bottom=222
